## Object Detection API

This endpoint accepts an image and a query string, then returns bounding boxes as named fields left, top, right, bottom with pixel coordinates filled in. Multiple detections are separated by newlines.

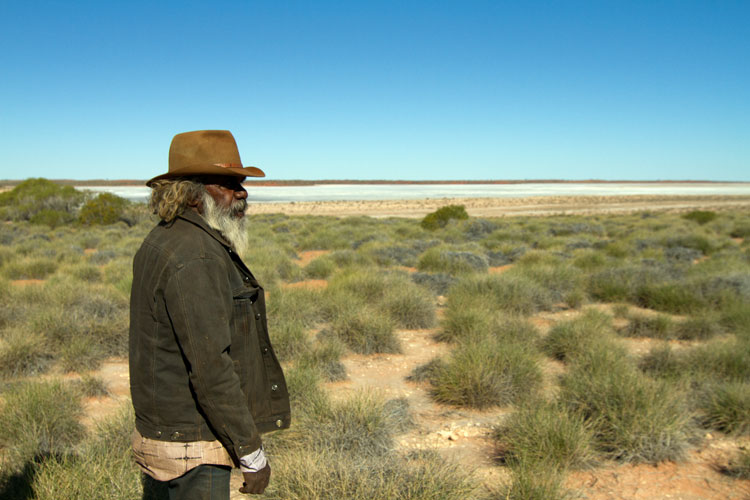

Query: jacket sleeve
left=163, top=255, right=261, bottom=461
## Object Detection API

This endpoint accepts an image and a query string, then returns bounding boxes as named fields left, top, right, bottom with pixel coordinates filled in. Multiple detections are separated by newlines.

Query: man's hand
left=239, top=463, right=271, bottom=495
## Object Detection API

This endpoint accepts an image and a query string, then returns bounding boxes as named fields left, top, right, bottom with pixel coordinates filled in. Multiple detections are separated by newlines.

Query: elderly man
left=129, top=130, right=290, bottom=499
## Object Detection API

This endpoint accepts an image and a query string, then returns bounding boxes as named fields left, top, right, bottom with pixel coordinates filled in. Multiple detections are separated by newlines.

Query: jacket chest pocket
left=231, top=288, right=272, bottom=416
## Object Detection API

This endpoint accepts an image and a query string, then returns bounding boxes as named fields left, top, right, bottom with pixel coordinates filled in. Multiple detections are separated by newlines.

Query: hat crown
left=168, top=130, right=242, bottom=171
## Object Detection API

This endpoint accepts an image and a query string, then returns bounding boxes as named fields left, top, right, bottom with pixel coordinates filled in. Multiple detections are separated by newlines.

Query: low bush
left=639, top=345, right=686, bottom=381
left=447, top=273, right=553, bottom=316
left=420, top=204, right=469, bottom=230
left=681, top=210, right=717, bottom=225
left=2, top=258, right=58, bottom=280
left=635, top=281, right=705, bottom=314
left=0, top=178, right=84, bottom=225
left=381, top=283, right=436, bottom=329
left=268, top=319, right=311, bottom=363
left=726, top=447, right=750, bottom=479
left=499, top=461, right=569, bottom=500
left=77, top=192, right=130, bottom=226
left=297, top=336, right=347, bottom=382
left=686, top=339, right=750, bottom=383
left=410, top=272, right=456, bottom=295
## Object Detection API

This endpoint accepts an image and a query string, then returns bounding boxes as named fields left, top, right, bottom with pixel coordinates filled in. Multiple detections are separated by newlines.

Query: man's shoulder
left=140, top=216, right=224, bottom=262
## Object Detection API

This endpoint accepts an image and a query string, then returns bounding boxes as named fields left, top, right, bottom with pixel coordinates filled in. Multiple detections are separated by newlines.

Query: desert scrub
left=324, top=306, right=399, bottom=354
left=618, top=312, right=674, bottom=339
left=542, top=309, right=617, bottom=362
left=439, top=308, right=538, bottom=344
left=507, top=257, right=586, bottom=306
left=427, top=336, right=542, bottom=409
left=0, top=327, right=50, bottom=378
left=726, top=447, right=750, bottom=479
left=635, top=280, right=705, bottom=314
left=77, top=192, right=130, bottom=226
left=684, top=338, right=750, bottom=383
left=266, top=286, right=322, bottom=328
left=420, top=204, right=469, bottom=231
left=560, top=344, right=693, bottom=463
left=417, top=247, right=489, bottom=275
left=267, top=319, right=311, bottom=363
left=265, top=447, right=478, bottom=500
left=496, top=398, right=596, bottom=470
left=296, top=336, right=347, bottom=382
left=697, top=382, right=750, bottom=435
left=381, top=280, right=436, bottom=329
left=639, top=345, right=687, bottom=381
left=446, top=273, right=553, bottom=317
left=498, top=461, right=569, bottom=500
left=31, top=405, right=140, bottom=500
left=0, top=380, right=86, bottom=477
left=0, top=178, right=84, bottom=225
left=681, top=210, right=717, bottom=225
left=303, top=254, right=337, bottom=279
left=1, top=257, right=58, bottom=280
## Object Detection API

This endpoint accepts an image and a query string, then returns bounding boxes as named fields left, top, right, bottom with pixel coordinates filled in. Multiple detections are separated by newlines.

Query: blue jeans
left=142, top=465, right=231, bottom=500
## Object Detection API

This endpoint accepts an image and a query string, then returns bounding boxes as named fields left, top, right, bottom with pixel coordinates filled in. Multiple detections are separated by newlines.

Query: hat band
left=214, top=163, right=243, bottom=168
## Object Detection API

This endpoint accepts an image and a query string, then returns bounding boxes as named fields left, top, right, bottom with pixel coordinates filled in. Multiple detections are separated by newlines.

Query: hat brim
left=146, top=164, right=265, bottom=186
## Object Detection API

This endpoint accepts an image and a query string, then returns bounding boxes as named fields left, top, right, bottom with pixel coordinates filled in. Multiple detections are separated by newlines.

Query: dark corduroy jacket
left=129, top=210, right=290, bottom=462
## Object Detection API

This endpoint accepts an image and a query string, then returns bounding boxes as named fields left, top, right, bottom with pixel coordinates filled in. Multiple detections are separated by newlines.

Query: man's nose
left=235, top=188, right=248, bottom=200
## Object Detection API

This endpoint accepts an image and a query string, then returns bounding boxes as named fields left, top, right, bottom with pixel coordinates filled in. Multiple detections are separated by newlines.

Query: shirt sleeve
left=163, top=255, right=261, bottom=461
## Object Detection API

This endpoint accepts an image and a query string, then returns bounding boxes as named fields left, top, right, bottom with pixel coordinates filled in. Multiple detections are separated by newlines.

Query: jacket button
left=275, top=419, right=283, bottom=428
left=271, top=384, right=278, bottom=391
left=255, top=313, right=261, bottom=320
left=171, top=431, right=181, bottom=440
left=262, top=347, right=269, bottom=354
left=244, top=276, right=250, bottom=282
left=156, top=431, right=162, bottom=438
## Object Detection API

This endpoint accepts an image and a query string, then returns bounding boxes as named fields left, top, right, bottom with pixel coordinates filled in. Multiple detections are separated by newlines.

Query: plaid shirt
left=132, top=429, right=234, bottom=481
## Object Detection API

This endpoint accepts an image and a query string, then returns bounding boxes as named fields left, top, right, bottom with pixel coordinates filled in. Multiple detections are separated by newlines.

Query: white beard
left=201, top=192, right=249, bottom=257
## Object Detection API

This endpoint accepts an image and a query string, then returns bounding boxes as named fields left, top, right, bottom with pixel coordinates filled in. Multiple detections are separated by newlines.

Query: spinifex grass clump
left=697, top=382, right=750, bottom=435
left=0, top=380, right=86, bottom=480
left=325, top=306, right=399, bottom=354
left=560, top=344, right=693, bottom=463
left=0, top=327, right=50, bottom=378
left=618, top=312, right=674, bottom=339
left=542, top=309, right=616, bottom=361
left=681, top=210, right=717, bottom=225
left=265, top=448, right=478, bottom=500
left=323, top=268, right=436, bottom=330
left=30, top=405, right=141, bottom=500
left=496, top=398, right=596, bottom=470
left=417, top=247, right=489, bottom=275
left=426, top=336, right=542, bottom=409
left=297, top=336, right=347, bottom=382
left=446, top=273, right=553, bottom=318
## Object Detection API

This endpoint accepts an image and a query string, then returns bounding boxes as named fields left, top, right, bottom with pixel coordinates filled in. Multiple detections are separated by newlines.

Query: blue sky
left=1, top=1, right=748, bottom=181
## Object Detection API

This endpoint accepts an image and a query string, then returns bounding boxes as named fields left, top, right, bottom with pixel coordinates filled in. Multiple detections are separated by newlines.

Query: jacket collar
left=176, top=209, right=233, bottom=250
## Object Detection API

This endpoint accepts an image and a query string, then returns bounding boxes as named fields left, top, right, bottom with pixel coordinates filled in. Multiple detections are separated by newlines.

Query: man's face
left=203, top=176, right=248, bottom=218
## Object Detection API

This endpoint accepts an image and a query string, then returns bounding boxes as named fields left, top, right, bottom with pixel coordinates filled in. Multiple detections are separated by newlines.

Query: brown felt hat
left=146, top=130, right=265, bottom=186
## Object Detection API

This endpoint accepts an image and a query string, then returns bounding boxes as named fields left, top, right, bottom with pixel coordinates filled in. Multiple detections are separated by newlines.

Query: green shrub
left=447, top=274, right=553, bottom=316
left=77, top=192, right=130, bottom=226
left=268, top=319, right=311, bottom=363
left=29, top=209, right=74, bottom=228
left=438, top=306, right=494, bottom=343
left=267, top=286, right=321, bottom=328
left=686, top=339, right=750, bottom=383
left=304, top=255, right=337, bottom=279
left=681, top=210, right=717, bottom=225
left=697, top=382, right=750, bottom=435
left=0, top=178, right=84, bottom=224
left=730, top=225, right=750, bottom=239
left=674, top=313, right=724, bottom=340
left=639, top=345, right=686, bottom=381
left=428, top=337, right=542, bottom=409
left=420, top=204, right=469, bottom=230
left=636, top=282, right=705, bottom=314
